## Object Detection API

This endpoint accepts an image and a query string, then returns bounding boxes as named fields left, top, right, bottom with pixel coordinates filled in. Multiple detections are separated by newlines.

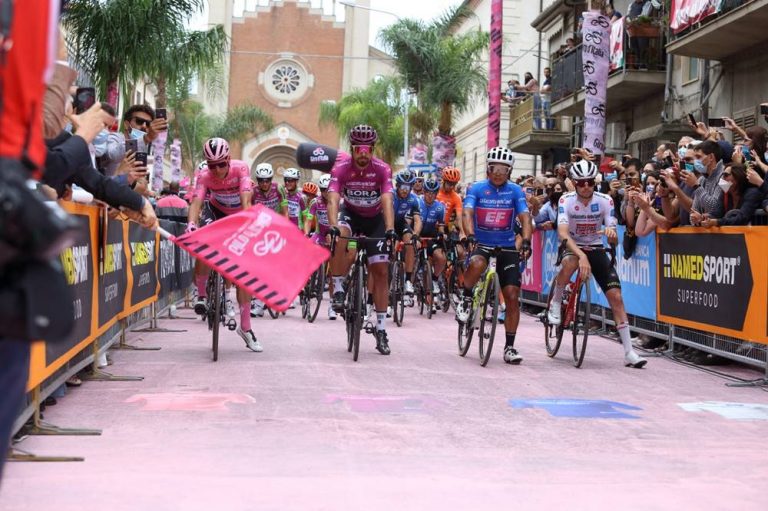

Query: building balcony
left=507, top=95, right=570, bottom=155
left=666, top=0, right=768, bottom=60
left=549, top=27, right=666, bottom=117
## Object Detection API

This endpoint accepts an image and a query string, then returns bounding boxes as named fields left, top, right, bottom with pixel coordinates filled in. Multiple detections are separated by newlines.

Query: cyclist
left=302, top=181, right=319, bottom=207
left=437, top=166, right=467, bottom=295
left=412, top=170, right=425, bottom=197
left=250, top=162, right=290, bottom=317
left=393, top=169, right=422, bottom=302
left=419, top=176, right=447, bottom=306
left=283, top=167, right=310, bottom=230
left=187, top=137, right=262, bottom=352
left=455, top=146, right=532, bottom=365
left=304, top=175, right=337, bottom=320
left=328, top=124, right=396, bottom=356
left=546, top=159, right=647, bottom=369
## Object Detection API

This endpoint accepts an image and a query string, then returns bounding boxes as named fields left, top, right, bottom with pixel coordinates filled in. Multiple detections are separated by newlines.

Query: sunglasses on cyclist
left=488, top=163, right=511, bottom=174
left=257, top=178, right=272, bottom=184
left=575, top=179, right=595, bottom=188
left=352, top=145, right=372, bottom=155
left=207, top=160, right=228, bottom=170
left=132, top=117, right=152, bottom=127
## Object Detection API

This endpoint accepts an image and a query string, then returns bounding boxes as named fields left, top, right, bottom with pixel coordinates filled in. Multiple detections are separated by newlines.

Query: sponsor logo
left=60, top=245, right=90, bottom=286
left=253, top=231, right=287, bottom=257
left=310, top=146, right=330, bottom=163
left=591, top=203, right=599, bottom=212
left=130, top=241, right=156, bottom=266
left=662, top=253, right=740, bottom=285
left=100, top=242, right=123, bottom=276
left=225, top=210, right=272, bottom=256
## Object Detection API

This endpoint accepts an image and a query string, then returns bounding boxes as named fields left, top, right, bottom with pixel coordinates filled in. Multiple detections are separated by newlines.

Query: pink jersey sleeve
left=231, top=160, right=252, bottom=195
left=328, top=153, right=351, bottom=194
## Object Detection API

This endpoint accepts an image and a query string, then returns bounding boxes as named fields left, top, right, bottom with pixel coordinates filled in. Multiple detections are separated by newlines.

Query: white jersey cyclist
left=557, top=191, right=617, bottom=247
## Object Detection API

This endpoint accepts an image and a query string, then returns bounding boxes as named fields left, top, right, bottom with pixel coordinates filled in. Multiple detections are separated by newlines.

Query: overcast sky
left=191, top=0, right=462, bottom=49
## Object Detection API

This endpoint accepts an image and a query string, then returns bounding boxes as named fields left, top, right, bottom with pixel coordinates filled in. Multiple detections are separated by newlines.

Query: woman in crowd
left=698, top=164, right=765, bottom=227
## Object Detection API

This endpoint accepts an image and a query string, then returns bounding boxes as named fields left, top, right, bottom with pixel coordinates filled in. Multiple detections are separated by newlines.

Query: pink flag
left=172, top=205, right=330, bottom=311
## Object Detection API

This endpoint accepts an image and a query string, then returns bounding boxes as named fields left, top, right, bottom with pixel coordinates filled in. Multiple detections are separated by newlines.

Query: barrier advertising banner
left=539, top=227, right=656, bottom=320
left=159, top=219, right=178, bottom=296
left=98, top=218, right=128, bottom=329
left=521, top=230, right=543, bottom=293
left=125, top=223, right=160, bottom=313
left=657, top=228, right=768, bottom=344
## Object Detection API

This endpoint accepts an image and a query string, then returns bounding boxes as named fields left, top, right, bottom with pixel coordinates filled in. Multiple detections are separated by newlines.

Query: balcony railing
left=549, top=23, right=666, bottom=115
left=507, top=95, right=570, bottom=155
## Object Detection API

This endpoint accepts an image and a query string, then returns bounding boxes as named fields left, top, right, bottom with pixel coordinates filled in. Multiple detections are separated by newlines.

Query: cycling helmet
left=395, top=169, right=417, bottom=186
left=349, top=124, right=378, bottom=145
left=569, top=159, right=599, bottom=180
left=254, top=163, right=274, bottom=179
left=303, top=182, right=319, bottom=195
left=318, top=174, right=331, bottom=190
left=423, top=177, right=440, bottom=193
left=283, top=167, right=300, bottom=180
left=196, top=161, right=208, bottom=171
left=203, top=137, right=230, bottom=161
left=486, top=146, right=515, bottom=167
left=442, top=166, right=461, bottom=183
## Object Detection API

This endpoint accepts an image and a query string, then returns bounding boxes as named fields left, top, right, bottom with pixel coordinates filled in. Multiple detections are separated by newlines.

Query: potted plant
left=626, top=15, right=661, bottom=38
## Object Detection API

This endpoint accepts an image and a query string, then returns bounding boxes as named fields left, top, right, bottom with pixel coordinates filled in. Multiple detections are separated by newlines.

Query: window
left=263, top=58, right=311, bottom=105
left=682, top=57, right=699, bottom=84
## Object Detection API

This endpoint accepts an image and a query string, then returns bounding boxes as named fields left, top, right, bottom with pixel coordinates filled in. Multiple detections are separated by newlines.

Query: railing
left=508, top=94, right=564, bottom=140
left=669, top=0, right=753, bottom=40
left=550, top=23, right=667, bottom=104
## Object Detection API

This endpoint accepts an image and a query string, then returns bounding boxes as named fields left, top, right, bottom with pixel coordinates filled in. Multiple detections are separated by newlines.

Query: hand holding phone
left=155, top=108, right=167, bottom=120
left=708, top=117, right=726, bottom=128
left=687, top=113, right=696, bottom=126
left=75, top=87, right=95, bottom=114
left=125, top=139, right=138, bottom=154
left=134, top=152, right=148, bottom=167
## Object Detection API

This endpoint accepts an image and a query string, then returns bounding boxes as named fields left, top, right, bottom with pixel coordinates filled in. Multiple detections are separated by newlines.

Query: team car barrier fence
left=520, top=226, right=768, bottom=373
left=11, top=202, right=194, bottom=457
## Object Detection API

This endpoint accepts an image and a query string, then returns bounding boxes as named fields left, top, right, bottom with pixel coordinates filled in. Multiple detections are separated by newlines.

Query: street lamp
left=339, top=1, right=409, bottom=165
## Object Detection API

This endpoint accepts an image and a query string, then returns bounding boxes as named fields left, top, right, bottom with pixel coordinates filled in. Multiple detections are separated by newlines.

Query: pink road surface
left=3, top=305, right=768, bottom=510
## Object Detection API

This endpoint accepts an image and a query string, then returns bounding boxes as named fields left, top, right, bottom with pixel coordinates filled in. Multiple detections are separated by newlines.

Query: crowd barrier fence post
left=131, top=300, right=187, bottom=335
left=82, top=327, right=144, bottom=382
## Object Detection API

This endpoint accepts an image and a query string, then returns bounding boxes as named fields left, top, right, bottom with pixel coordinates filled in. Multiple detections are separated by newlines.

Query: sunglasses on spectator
left=207, top=160, right=228, bottom=169
left=352, top=145, right=372, bottom=155
left=575, top=179, right=595, bottom=188
left=132, top=117, right=151, bottom=127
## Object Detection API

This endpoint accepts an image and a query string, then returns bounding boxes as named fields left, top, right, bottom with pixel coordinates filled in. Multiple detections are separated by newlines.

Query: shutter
left=732, top=107, right=757, bottom=144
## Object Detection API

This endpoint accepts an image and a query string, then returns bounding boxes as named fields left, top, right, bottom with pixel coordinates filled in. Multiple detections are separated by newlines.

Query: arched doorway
left=253, top=145, right=312, bottom=182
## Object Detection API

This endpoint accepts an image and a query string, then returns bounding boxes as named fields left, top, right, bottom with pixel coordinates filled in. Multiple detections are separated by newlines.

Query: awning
left=625, top=122, right=692, bottom=145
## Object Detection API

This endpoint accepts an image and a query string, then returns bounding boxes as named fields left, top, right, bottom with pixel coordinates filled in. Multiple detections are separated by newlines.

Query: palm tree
left=379, top=5, right=488, bottom=167
left=172, top=100, right=274, bottom=173
left=64, top=0, right=227, bottom=109
left=319, top=76, right=409, bottom=165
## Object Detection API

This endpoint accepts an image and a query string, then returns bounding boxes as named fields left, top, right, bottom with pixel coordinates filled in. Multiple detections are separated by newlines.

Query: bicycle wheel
left=205, top=273, right=216, bottom=331
left=391, top=260, right=405, bottom=327
left=211, top=274, right=222, bottom=362
left=572, top=276, right=591, bottom=368
left=543, top=277, right=564, bottom=358
left=351, top=263, right=365, bottom=361
left=457, top=307, right=474, bottom=357
left=478, top=273, right=500, bottom=367
left=440, top=274, right=451, bottom=313
left=345, top=270, right=356, bottom=353
left=300, top=281, right=310, bottom=320
left=425, top=261, right=434, bottom=319
left=307, top=264, right=324, bottom=323
left=447, top=266, right=459, bottom=312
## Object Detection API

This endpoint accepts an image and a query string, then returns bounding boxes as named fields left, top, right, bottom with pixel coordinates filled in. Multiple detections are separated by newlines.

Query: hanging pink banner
left=431, top=133, right=456, bottom=169
left=670, top=0, right=718, bottom=34
left=486, top=0, right=503, bottom=149
left=581, top=12, right=611, bottom=156
left=170, top=138, right=182, bottom=183
left=152, top=131, right=168, bottom=192
left=408, top=142, right=428, bottom=164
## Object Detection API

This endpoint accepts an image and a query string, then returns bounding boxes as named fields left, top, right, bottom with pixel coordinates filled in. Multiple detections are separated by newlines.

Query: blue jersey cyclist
left=393, top=169, right=422, bottom=298
left=419, top=177, right=448, bottom=302
left=456, top=146, right=532, bottom=365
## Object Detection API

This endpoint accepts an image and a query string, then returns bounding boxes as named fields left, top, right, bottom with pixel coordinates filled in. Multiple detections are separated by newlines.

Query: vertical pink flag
left=170, top=138, right=182, bottom=183
left=487, top=0, right=503, bottom=149
left=152, top=130, right=168, bottom=192
left=581, top=11, right=611, bottom=156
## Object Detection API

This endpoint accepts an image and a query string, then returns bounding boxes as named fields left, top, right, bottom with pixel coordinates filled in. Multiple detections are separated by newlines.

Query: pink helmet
left=349, top=124, right=378, bottom=145
left=203, top=137, right=230, bottom=161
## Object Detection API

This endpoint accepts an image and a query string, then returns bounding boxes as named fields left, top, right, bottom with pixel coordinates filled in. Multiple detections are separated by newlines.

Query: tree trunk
left=438, top=102, right=452, bottom=136
left=106, top=80, right=119, bottom=109
left=156, top=76, right=167, bottom=109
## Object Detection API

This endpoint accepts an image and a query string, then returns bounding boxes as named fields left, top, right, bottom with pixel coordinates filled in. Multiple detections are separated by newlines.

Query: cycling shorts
left=561, top=247, right=621, bottom=293
left=338, top=205, right=389, bottom=264
left=471, top=245, right=520, bottom=288
left=200, top=201, right=227, bottom=226
left=395, top=218, right=413, bottom=236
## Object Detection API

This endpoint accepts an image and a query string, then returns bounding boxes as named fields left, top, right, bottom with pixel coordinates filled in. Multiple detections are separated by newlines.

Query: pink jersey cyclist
left=251, top=181, right=288, bottom=212
left=328, top=153, right=394, bottom=218
left=194, top=159, right=251, bottom=215
left=308, top=196, right=330, bottom=244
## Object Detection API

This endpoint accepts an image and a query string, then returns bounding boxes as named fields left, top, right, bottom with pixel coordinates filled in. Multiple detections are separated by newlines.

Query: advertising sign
left=657, top=228, right=768, bottom=343
left=521, top=230, right=543, bottom=293
left=98, top=218, right=127, bottom=329
left=126, top=222, right=159, bottom=312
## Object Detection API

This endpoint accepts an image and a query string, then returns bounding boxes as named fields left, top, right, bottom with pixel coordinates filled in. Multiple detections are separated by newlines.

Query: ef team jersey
left=557, top=191, right=617, bottom=246
left=463, top=179, right=528, bottom=246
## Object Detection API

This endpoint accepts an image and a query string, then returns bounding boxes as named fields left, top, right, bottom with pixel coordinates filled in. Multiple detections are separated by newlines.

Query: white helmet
left=283, top=167, right=300, bottom=180
left=318, top=174, right=331, bottom=190
left=569, top=159, right=599, bottom=180
left=486, top=146, right=515, bottom=167
left=196, top=161, right=208, bottom=171
left=254, top=163, right=274, bottom=179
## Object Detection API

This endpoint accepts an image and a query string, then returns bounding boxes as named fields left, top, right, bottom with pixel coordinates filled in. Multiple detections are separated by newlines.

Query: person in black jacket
left=700, top=164, right=764, bottom=227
